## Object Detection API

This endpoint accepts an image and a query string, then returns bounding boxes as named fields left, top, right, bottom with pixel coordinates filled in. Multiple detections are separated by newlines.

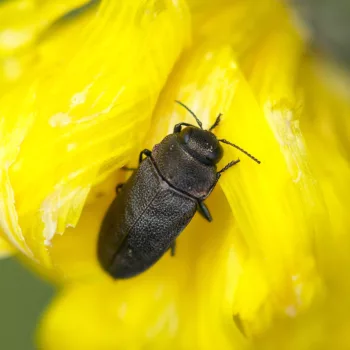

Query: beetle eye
left=179, top=127, right=192, bottom=144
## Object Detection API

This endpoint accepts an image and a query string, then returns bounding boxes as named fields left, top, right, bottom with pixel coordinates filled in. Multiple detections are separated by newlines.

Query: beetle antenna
left=209, top=113, right=222, bottom=131
left=175, top=100, right=203, bottom=129
left=218, top=139, right=261, bottom=164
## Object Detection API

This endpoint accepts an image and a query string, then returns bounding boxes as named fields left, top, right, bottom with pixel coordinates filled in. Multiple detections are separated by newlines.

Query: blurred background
left=289, top=0, right=350, bottom=71
left=0, top=0, right=349, bottom=349
left=0, top=258, right=54, bottom=350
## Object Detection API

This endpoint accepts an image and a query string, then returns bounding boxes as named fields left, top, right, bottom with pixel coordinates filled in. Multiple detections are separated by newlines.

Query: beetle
left=97, top=101, right=260, bottom=279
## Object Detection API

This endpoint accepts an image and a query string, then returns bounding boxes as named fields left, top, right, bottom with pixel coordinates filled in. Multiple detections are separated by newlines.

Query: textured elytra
left=98, top=157, right=198, bottom=278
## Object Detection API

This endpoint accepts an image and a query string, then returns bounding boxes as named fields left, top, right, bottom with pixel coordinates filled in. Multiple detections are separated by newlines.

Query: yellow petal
left=299, top=54, right=350, bottom=288
left=0, top=0, right=93, bottom=54
left=220, top=20, right=325, bottom=333
left=0, top=0, right=190, bottom=269
left=39, top=185, right=247, bottom=350
left=0, top=234, right=14, bottom=258
left=189, top=0, right=281, bottom=58
left=38, top=280, right=183, bottom=350
left=142, top=10, right=324, bottom=334
left=0, top=1, right=98, bottom=92
left=48, top=172, right=121, bottom=281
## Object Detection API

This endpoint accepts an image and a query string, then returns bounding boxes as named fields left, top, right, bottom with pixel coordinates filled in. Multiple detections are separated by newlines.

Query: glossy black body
left=98, top=127, right=222, bottom=278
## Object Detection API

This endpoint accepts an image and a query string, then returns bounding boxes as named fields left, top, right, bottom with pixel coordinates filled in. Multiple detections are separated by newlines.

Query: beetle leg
left=173, top=122, right=197, bottom=133
left=139, top=149, right=152, bottom=164
left=197, top=201, right=212, bottom=222
left=217, top=158, right=240, bottom=175
left=115, top=183, right=124, bottom=194
left=170, top=241, right=176, bottom=256
left=121, top=166, right=137, bottom=171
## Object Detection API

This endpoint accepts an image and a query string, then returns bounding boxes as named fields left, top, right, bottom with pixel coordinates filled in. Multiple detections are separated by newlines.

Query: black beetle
left=97, top=101, right=260, bottom=279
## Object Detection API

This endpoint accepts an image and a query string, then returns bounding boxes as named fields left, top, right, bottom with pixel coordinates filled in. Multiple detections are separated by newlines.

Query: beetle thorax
left=151, top=134, right=217, bottom=199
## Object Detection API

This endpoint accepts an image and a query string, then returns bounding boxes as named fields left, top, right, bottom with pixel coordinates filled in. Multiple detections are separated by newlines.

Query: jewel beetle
left=97, top=101, right=260, bottom=279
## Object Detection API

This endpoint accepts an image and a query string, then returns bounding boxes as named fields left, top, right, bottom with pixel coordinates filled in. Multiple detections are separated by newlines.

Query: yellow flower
left=1, top=0, right=350, bottom=349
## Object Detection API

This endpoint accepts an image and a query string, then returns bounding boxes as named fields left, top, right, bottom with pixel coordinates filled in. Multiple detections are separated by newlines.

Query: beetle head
left=179, top=127, right=223, bottom=166
left=174, top=101, right=260, bottom=165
